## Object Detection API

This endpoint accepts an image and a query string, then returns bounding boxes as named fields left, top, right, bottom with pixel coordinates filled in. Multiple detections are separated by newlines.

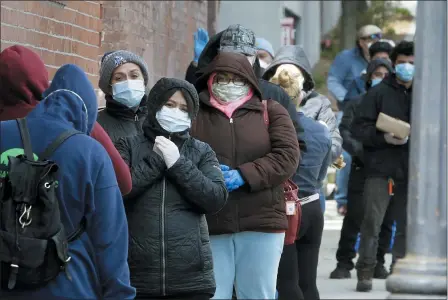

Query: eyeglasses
left=362, top=33, right=382, bottom=40
left=215, top=74, right=248, bottom=86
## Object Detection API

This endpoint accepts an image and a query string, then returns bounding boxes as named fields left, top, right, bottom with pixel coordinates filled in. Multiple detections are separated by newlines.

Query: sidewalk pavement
left=318, top=200, right=391, bottom=299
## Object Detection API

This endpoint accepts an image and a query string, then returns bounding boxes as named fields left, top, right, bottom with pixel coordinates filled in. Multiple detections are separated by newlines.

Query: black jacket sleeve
left=185, top=61, right=199, bottom=85
left=115, top=137, right=167, bottom=199
left=165, top=141, right=228, bottom=214
left=340, top=98, right=364, bottom=161
left=351, top=89, right=389, bottom=148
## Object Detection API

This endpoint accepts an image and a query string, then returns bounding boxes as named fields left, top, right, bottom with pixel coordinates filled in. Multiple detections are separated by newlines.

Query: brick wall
left=0, top=0, right=102, bottom=87
left=101, top=1, right=208, bottom=88
left=1, top=1, right=214, bottom=106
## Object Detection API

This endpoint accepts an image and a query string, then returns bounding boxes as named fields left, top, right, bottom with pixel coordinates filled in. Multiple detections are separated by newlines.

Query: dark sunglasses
left=362, top=33, right=382, bottom=40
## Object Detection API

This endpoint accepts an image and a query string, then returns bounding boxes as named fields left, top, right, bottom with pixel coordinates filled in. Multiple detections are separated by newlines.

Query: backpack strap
left=16, top=119, right=34, bottom=160
left=40, top=130, right=82, bottom=161
left=67, top=216, right=87, bottom=242
left=262, top=100, right=269, bottom=126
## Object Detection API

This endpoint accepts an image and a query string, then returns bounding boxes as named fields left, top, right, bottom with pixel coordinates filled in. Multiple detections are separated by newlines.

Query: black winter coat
left=97, top=95, right=148, bottom=144
left=115, top=78, right=228, bottom=297
left=340, top=94, right=364, bottom=166
left=351, top=74, right=412, bottom=181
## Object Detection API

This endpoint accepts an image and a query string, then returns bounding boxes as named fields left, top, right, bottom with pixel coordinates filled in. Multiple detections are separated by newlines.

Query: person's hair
left=269, top=69, right=303, bottom=109
left=369, top=41, right=394, bottom=58
left=390, top=41, right=414, bottom=64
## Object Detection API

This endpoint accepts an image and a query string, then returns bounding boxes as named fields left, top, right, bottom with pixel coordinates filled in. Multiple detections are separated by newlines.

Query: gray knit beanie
left=99, top=50, right=149, bottom=95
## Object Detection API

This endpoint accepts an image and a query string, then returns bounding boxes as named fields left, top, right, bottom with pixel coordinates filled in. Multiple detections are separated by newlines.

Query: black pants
left=356, top=177, right=407, bottom=270
left=336, top=165, right=394, bottom=270
left=136, top=293, right=211, bottom=300
left=277, top=198, right=324, bottom=300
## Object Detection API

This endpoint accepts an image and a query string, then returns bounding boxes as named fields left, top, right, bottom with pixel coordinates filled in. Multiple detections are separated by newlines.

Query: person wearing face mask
left=97, top=50, right=149, bottom=143
left=115, top=77, right=228, bottom=299
left=190, top=52, right=300, bottom=299
left=330, top=58, right=394, bottom=281
left=327, top=25, right=382, bottom=105
left=271, top=67, right=332, bottom=300
left=255, top=37, right=275, bottom=71
left=0, top=45, right=132, bottom=195
left=343, top=40, right=395, bottom=103
left=0, top=64, right=134, bottom=299
left=351, top=41, right=414, bottom=292
left=185, top=24, right=305, bottom=148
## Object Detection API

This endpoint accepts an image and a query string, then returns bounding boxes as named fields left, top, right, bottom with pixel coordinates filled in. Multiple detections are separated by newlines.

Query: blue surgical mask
left=371, top=78, right=382, bottom=87
left=156, top=106, right=191, bottom=133
left=112, top=80, right=145, bottom=108
left=395, top=63, right=415, bottom=82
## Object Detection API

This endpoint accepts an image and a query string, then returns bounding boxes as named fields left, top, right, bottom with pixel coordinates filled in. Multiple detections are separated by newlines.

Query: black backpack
left=0, top=118, right=86, bottom=290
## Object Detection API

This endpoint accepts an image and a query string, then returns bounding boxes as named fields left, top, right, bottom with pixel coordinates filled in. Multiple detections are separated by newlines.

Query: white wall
left=217, top=1, right=282, bottom=52
left=321, top=1, right=342, bottom=35
left=217, top=0, right=341, bottom=68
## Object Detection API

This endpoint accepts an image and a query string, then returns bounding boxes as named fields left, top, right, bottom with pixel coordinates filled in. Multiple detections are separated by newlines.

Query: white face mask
left=112, top=80, right=145, bottom=108
left=156, top=106, right=191, bottom=133
left=259, top=59, right=269, bottom=69
left=212, top=83, right=250, bottom=102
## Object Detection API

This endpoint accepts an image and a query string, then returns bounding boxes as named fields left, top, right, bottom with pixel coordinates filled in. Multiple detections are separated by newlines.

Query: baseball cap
left=357, top=25, right=382, bottom=40
left=219, top=24, right=257, bottom=56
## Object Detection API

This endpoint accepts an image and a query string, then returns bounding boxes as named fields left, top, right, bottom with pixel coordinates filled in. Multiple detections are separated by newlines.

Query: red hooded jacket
left=0, top=45, right=131, bottom=195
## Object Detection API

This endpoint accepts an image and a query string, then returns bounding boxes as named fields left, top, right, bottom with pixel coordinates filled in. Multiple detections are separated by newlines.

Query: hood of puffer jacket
left=195, top=52, right=263, bottom=102
left=29, top=64, right=98, bottom=134
left=262, top=45, right=315, bottom=92
left=143, top=77, right=199, bottom=141
left=365, top=58, right=394, bottom=90
left=0, top=45, right=49, bottom=120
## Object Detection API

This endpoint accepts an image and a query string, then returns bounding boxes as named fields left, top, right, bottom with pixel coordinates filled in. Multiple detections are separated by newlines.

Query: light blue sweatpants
left=210, top=232, right=285, bottom=300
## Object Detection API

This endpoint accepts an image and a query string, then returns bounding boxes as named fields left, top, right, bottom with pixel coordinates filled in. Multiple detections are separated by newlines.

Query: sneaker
left=374, top=264, right=389, bottom=279
left=330, top=266, right=351, bottom=279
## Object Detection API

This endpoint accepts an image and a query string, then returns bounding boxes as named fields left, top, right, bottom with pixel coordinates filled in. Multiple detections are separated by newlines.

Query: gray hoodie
left=263, top=45, right=342, bottom=162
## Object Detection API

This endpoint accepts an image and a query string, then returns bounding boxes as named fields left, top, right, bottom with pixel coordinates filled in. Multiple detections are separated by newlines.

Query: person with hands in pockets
left=115, top=77, right=228, bottom=300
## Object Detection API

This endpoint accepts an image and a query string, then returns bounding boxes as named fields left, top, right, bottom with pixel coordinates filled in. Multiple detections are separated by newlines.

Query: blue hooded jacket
left=327, top=47, right=368, bottom=103
left=293, top=112, right=332, bottom=195
left=0, top=64, right=135, bottom=299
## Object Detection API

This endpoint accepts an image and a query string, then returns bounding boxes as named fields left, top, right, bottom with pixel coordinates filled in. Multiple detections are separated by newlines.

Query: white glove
left=384, top=133, right=408, bottom=145
left=154, top=136, right=180, bottom=168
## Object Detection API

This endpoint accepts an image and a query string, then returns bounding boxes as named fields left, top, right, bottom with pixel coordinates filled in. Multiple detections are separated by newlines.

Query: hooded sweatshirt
left=185, top=29, right=305, bottom=145
left=0, top=46, right=131, bottom=195
left=0, top=45, right=49, bottom=121
left=263, top=45, right=342, bottom=162
left=0, top=64, right=135, bottom=299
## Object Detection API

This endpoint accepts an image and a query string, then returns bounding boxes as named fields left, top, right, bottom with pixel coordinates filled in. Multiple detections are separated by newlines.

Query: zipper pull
left=388, top=178, right=395, bottom=196
left=230, top=118, right=233, bottom=124
left=135, top=115, right=139, bottom=121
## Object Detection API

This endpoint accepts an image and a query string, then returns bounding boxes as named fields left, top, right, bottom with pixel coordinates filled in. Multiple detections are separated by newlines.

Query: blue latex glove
left=223, top=170, right=245, bottom=192
left=193, top=28, right=209, bottom=63
left=220, top=164, right=230, bottom=172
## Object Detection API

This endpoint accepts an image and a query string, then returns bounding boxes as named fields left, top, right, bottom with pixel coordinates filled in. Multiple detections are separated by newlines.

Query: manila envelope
left=376, top=112, right=411, bottom=139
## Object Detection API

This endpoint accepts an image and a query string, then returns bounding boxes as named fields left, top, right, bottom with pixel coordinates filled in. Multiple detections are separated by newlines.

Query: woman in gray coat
left=263, top=45, right=342, bottom=162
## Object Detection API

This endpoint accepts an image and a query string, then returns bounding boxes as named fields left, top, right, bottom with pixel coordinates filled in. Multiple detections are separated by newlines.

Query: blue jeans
left=335, top=150, right=352, bottom=207
left=210, top=232, right=285, bottom=299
